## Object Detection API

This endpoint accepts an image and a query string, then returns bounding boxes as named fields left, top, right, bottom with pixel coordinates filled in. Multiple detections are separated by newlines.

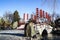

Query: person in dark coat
left=42, top=29, right=48, bottom=37
left=41, top=29, right=48, bottom=40
left=24, top=23, right=29, bottom=37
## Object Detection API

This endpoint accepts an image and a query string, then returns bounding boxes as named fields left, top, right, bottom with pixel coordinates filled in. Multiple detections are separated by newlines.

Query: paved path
left=0, top=35, right=40, bottom=40
left=0, top=30, right=60, bottom=40
left=0, top=30, right=24, bottom=36
left=0, top=30, right=39, bottom=40
left=0, top=30, right=24, bottom=34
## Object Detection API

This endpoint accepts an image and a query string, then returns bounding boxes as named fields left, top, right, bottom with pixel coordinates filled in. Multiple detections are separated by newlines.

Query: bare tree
left=3, top=11, right=13, bottom=23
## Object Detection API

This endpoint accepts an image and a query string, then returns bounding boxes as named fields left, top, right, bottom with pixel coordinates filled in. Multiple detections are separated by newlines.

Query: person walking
left=25, top=20, right=36, bottom=40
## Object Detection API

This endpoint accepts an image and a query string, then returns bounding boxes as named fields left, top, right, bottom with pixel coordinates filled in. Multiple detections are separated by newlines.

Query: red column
left=31, top=14, right=33, bottom=19
left=50, top=16, right=51, bottom=21
left=34, top=15, right=36, bottom=20
left=47, top=14, right=49, bottom=20
left=45, top=12, right=48, bottom=19
left=48, top=15, right=51, bottom=21
left=43, top=11, right=44, bottom=18
left=40, top=9, right=43, bottom=18
left=27, top=14, right=29, bottom=20
left=45, top=12, right=51, bottom=21
left=36, top=8, right=39, bottom=18
left=23, top=13, right=25, bottom=20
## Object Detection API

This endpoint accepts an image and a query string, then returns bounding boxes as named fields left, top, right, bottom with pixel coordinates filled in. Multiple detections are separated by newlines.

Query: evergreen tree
left=13, top=10, right=20, bottom=22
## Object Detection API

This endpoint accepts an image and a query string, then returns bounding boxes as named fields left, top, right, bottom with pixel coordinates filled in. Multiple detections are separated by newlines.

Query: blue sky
left=0, top=0, right=60, bottom=18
